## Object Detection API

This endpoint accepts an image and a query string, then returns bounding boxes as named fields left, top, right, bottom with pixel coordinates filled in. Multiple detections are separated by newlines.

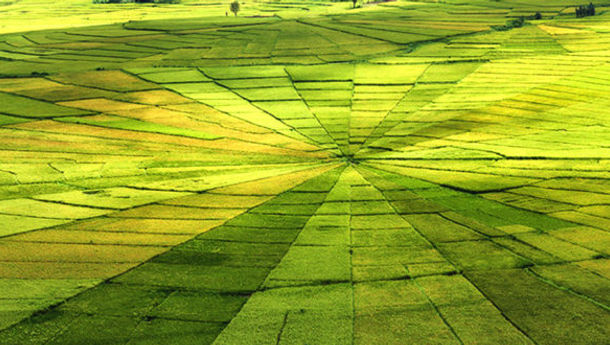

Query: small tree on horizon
left=230, top=0, right=240, bottom=16
left=352, top=0, right=358, bottom=8
left=588, top=2, right=596, bottom=16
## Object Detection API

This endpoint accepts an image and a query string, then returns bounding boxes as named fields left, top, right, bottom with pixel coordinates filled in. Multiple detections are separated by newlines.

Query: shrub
left=492, top=16, right=525, bottom=31
left=576, top=3, right=595, bottom=17
left=509, top=16, right=525, bottom=28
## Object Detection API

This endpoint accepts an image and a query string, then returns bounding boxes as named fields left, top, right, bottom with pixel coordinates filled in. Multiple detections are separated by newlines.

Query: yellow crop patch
left=111, top=205, right=247, bottom=219
left=34, top=187, right=189, bottom=209
left=0, top=199, right=110, bottom=219
left=0, top=241, right=166, bottom=263
left=118, top=90, right=191, bottom=105
left=0, top=262, right=136, bottom=279
left=213, top=163, right=341, bottom=195
left=162, top=194, right=272, bottom=208
left=9, top=229, right=191, bottom=247
left=63, top=218, right=225, bottom=235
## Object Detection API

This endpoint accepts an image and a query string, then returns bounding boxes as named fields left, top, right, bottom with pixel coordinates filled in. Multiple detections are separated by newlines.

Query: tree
left=352, top=0, right=357, bottom=8
left=588, top=2, right=595, bottom=16
left=230, top=0, right=240, bottom=16
left=534, top=12, right=542, bottom=20
left=576, top=3, right=596, bottom=17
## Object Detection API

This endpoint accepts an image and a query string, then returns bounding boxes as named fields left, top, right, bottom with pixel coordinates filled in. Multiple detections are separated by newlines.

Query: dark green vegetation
left=575, top=3, right=596, bottom=17
left=0, top=0, right=609, bottom=344
left=230, top=0, right=240, bottom=16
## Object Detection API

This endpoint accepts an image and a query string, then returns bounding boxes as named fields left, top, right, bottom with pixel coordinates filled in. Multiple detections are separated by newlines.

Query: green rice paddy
left=0, top=0, right=609, bottom=343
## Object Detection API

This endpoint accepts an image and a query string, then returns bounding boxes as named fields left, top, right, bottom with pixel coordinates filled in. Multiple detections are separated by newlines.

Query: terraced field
left=0, top=0, right=609, bottom=344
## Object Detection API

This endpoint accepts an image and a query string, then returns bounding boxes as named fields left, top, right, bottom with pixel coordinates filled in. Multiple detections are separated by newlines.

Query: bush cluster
left=492, top=16, right=524, bottom=31
left=508, top=16, right=525, bottom=28
left=575, top=3, right=596, bottom=17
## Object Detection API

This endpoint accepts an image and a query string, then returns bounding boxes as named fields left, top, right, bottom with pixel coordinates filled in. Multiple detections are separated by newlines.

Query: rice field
left=0, top=0, right=609, bottom=344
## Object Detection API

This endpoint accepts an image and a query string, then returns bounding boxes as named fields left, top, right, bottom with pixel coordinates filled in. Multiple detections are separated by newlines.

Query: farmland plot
left=0, top=0, right=608, bottom=344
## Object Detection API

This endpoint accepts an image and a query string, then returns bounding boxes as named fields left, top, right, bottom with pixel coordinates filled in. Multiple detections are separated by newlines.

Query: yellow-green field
left=0, top=0, right=609, bottom=344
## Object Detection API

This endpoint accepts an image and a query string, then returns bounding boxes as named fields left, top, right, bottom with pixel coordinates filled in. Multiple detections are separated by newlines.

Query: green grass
left=0, top=92, right=92, bottom=118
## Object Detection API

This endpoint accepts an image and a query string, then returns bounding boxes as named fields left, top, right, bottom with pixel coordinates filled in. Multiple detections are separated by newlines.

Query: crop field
left=0, top=0, right=609, bottom=343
